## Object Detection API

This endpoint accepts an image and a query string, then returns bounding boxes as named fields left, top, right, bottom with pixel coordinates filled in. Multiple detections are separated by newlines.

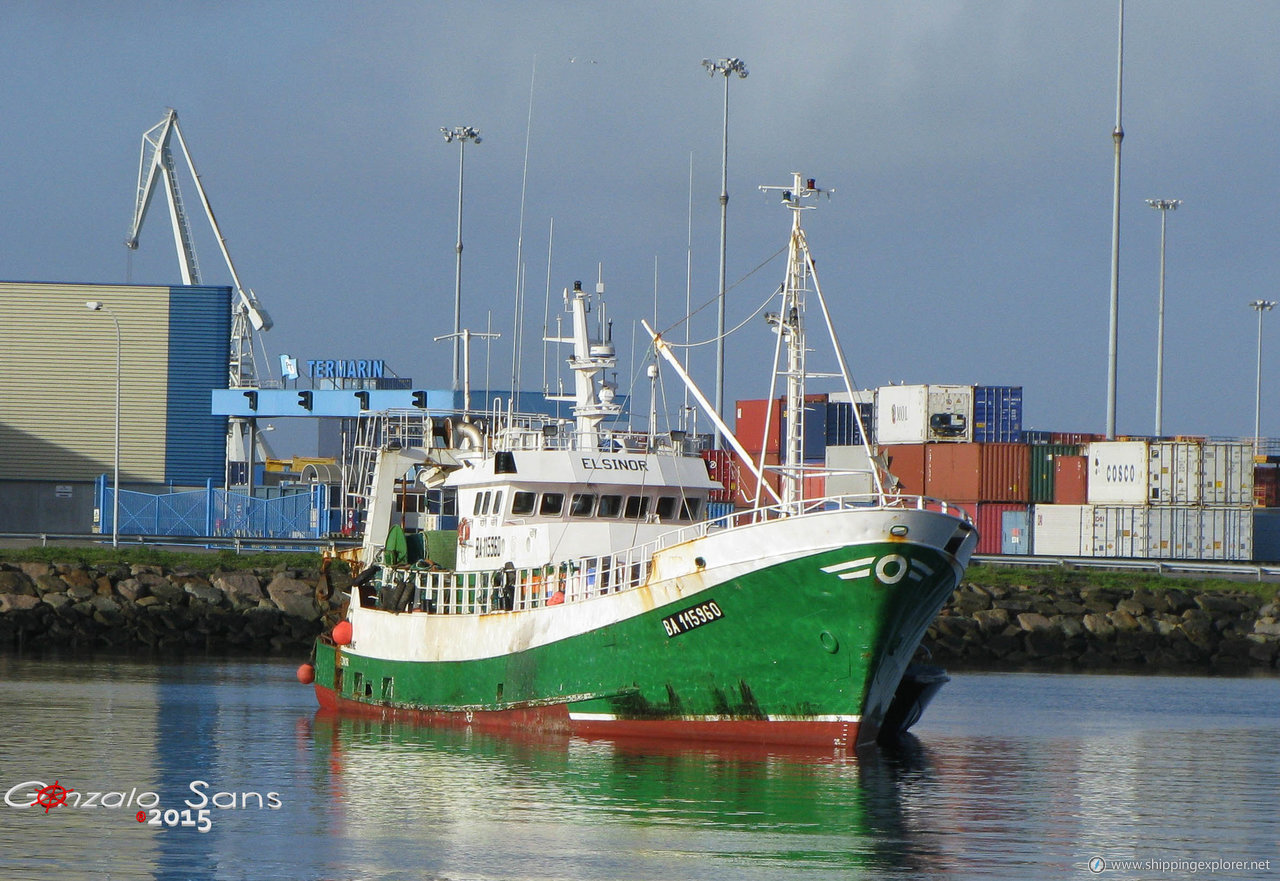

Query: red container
left=735, top=399, right=783, bottom=455
left=973, top=502, right=1028, bottom=555
left=1255, top=464, right=1279, bottom=507
left=732, top=450, right=781, bottom=504
left=1053, top=455, right=1088, bottom=504
left=701, top=449, right=739, bottom=502
left=880, top=444, right=926, bottom=497
left=1051, top=432, right=1105, bottom=445
left=925, top=442, right=1030, bottom=504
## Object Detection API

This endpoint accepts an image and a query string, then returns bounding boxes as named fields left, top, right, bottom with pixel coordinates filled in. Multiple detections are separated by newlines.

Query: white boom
left=126, top=108, right=274, bottom=389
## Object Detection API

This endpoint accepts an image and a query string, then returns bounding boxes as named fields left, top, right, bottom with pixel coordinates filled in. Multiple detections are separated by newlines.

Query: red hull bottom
left=314, top=684, right=863, bottom=751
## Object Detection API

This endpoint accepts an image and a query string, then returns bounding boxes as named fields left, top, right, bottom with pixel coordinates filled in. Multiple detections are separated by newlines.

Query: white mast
left=545, top=280, right=621, bottom=448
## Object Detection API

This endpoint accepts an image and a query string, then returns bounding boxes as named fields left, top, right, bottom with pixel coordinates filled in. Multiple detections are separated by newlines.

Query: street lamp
left=1251, top=299, right=1276, bottom=453
left=441, top=125, right=482, bottom=392
left=1146, top=198, right=1181, bottom=436
left=85, top=301, right=121, bottom=548
left=702, top=56, right=748, bottom=447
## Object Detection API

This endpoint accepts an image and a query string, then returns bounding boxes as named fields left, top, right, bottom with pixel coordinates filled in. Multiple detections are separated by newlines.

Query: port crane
left=126, top=108, right=276, bottom=476
left=126, top=107, right=274, bottom=390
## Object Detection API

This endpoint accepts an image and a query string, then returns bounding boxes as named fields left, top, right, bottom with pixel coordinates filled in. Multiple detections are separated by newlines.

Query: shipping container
left=1052, top=432, right=1106, bottom=445
left=1146, top=441, right=1202, bottom=506
left=732, top=450, right=781, bottom=505
left=823, top=400, right=873, bottom=447
left=1201, top=441, right=1253, bottom=506
left=1053, top=455, right=1089, bottom=504
left=972, top=386, right=1023, bottom=443
left=1195, top=507, right=1252, bottom=560
left=1145, top=507, right=1201, bottom=558
left=700, top=449, right=739, bottom=503
left=825, top=444, right=877, bottom=500
left=972, top=502, right=1028, bottom=554
left=925, top=442, right=1030, bottom=504
left=1085, top=441, right=1149, bottom=505
left=1022, top=429, right=1054, bottom=445
left=879, top=444, right=926, bottom=497
left=1029, top=444, right=1080, bottom=503
left=1253, top=509, right=1280, bottom=560
left=1002, top=507, right=1031, bottom=555
left=1255, top=464, right=1280, bottom=507
left=874, top=384, right=973, bottom=444
left=1031, top=504, right=1089, bottom=556
left=1090, top=505, right=1148, bottom=557
left=735, top=399, right=783, bottom=455
left=780, top=398, right=831, bottom=461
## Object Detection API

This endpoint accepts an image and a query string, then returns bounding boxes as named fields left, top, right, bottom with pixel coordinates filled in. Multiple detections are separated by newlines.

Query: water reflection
left=308, top=712, right=944, bottom=879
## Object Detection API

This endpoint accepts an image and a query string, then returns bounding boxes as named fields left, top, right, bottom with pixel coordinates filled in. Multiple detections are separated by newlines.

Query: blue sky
left=3, top=1, right=1279, bottom=448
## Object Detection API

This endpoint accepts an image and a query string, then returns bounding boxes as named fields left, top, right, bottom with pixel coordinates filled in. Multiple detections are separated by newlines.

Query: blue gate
left=96, top=477, right=328, bottom=539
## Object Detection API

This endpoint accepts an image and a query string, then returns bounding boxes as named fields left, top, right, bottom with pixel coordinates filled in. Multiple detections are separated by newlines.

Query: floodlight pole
left=1105, top=0, right=1124, bottom=439
left=702, top=57, right=747, bottom=448
left=442, top=125, right=481, bottom=392
left=1252, top=299, right=1276, bottom=452
left=1146, top=198, right=1181, bottom=436
left=86, top=301, right=121, bottom=548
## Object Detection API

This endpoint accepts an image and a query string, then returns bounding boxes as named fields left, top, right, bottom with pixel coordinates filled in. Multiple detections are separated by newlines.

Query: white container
left=1196, top=507, right=1252, bottom=560
left=1031, top=504, right=1090, bottom=556
left=824, top=444, right=876, bottom=499
left=874, top=384, right=973, bottom=444
left=1200, top=442, right=1253, bottom=506
left=1085, top=441, right=1149, bottom=505
left=1146, top=507, right=1202, bottom=558
left=1147, top=441, right=1201, bottom=505
left=1090, top=505, right=1148, bottom=557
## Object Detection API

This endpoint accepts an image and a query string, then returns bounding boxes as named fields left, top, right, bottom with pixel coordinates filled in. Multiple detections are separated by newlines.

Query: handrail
left=971, top=554, right=1280, bottom=582
left=360, top=492, right=973, bottom=617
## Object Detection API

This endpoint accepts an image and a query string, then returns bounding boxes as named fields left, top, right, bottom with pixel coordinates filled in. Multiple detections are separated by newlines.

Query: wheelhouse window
left=623, top=496, right=650, bottom=520
left=597, top=494, right=622, bottom=518
left=491, top=490, right=503, bottom=517
left=540, top=492, right=565, bottom=516
left=512, top=491, right=537, bottom=516
left=680, top=498, right=702, bottom=521
left=569, top=493, right=596, bottom=517
left=655, top=496, right=678, bottom=521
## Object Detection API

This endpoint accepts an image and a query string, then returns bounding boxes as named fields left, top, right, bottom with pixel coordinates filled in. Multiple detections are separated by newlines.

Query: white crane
left=126, top=108, right=274, bottom=390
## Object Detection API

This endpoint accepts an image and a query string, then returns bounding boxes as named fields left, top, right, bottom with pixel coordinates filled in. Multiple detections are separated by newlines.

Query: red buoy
left=332, top=620, right=353, bottom=645
left=296, top=663, right=315, bottom=685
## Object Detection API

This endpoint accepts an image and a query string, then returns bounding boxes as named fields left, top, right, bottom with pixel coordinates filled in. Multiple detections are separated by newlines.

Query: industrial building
left=0, top=280, right=230, bottom=532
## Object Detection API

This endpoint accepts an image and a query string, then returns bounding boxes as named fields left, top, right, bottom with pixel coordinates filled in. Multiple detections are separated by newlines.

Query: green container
left=1029, top=444, right=1080, bottom=503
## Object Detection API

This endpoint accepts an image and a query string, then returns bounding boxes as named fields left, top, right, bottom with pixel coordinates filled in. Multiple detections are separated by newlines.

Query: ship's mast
left=760, top=173, right=821, bottom=508
left=545, top=279, right=621, bottom=448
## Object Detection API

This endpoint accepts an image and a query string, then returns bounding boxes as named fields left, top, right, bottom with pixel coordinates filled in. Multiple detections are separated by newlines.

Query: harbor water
left=1, top=655, right=1276, bottom=880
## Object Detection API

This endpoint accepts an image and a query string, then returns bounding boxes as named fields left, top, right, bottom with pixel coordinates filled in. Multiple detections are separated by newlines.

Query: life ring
left=458, top=518, right=471, bottom=541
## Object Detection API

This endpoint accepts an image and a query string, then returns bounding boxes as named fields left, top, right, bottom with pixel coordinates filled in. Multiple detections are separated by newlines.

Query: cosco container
left=1031, top=504, right=1089, bottom=556
left=1085, top=441, right=1149, bottom=505
left=972, top=385, right=1023, bottom=442
left=925, top=442, right=1030, bottom=504
left=874, top=384, right=973, bottom=444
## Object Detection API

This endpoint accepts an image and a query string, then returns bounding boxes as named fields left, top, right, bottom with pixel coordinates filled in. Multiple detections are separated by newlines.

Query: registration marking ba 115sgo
left=661, top=600, right=724, bottom=638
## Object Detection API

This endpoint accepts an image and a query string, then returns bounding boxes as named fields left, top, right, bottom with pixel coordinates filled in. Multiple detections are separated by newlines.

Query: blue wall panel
left=166, top=286, right=230, bottom=482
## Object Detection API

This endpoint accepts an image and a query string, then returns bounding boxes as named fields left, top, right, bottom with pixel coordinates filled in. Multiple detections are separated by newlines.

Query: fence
left=95, top=477, right=329, bottom=539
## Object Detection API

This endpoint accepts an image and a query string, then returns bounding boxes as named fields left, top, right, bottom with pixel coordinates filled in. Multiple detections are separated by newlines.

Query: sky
left=3, top=1, right=1280, bottom=452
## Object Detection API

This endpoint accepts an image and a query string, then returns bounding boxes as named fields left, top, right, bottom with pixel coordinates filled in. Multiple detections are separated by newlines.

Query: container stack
left=730, top=384, right=1279, bottom=561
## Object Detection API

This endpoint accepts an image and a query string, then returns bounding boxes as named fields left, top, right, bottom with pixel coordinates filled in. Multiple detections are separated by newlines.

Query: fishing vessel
left=309, top=174, right=978, bottom=749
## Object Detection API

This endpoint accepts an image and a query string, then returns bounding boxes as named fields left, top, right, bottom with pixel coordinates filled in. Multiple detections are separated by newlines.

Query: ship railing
left=361, top=492, right=969, bottom=618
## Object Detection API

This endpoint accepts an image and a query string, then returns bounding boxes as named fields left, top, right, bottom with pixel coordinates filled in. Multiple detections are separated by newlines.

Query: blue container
left=1001, top=508, right=1031, bottom=555
left=973, top=386, right=1023, bottom=443
left=781, top=402, right=833, bottom=461
left=824, top=401, right=872, bottom=447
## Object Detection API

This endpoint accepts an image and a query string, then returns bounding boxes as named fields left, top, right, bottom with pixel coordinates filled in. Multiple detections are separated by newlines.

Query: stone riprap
left=0, top=561, right=349, bottom=653
left=928, top=579, right=1280, bottom=672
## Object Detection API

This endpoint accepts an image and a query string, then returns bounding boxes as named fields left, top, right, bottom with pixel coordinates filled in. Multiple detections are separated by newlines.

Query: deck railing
left=357, top=492, right=970, bottom=617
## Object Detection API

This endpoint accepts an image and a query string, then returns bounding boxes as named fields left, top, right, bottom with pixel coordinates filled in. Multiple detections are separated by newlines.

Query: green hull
left=314, top=538, right=962, bottom=746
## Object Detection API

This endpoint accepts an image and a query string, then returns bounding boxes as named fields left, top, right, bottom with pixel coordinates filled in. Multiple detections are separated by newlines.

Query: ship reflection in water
left=309, top=711, right=943, bottom=879
left=1, top=658, right=1275, bottom=880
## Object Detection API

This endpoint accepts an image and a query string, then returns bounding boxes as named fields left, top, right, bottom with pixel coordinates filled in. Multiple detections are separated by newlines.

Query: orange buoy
left=332, top=620, right=353, bottom=645
left=296, top=663, right=315, bottom=685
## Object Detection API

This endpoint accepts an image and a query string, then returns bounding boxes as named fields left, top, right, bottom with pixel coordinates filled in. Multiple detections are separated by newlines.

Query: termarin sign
left=307, top=359, right=385, bottom=379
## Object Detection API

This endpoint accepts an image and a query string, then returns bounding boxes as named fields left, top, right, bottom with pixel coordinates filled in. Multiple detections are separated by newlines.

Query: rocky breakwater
left=0, top=561, right=349, bottom=653
left=927, top=580, right=1280, bottom=672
